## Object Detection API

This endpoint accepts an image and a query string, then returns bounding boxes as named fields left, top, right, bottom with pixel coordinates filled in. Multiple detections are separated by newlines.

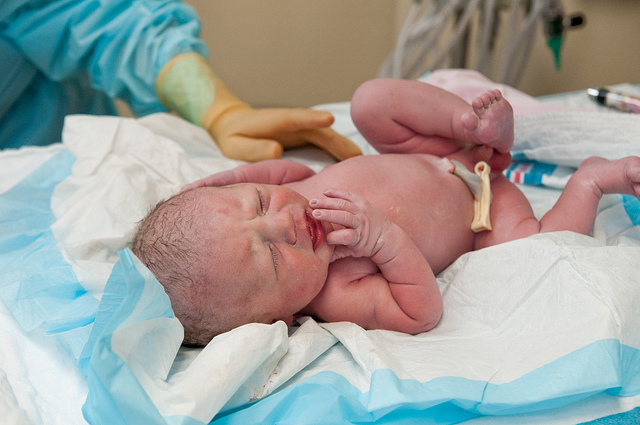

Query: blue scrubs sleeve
left=1, top=0, right=208, bottom=116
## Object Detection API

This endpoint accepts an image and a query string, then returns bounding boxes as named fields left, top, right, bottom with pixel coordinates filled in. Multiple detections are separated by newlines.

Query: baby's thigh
left=475, top=175, right=539, bottom=248
left=374, top=134, right=463, bottom=157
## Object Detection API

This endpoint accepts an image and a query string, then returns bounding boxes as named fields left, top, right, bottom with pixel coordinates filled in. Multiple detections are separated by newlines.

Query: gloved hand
left=157, top=53, right=362, bottom=162
left=206, top=103, right=362, bottom=162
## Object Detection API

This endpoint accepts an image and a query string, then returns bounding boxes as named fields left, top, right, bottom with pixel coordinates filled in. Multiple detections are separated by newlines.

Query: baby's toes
left=478, top=92, right=493, bottom=107
left=461, top=112, right=479, bottom=131
left=489, top=89, right=503, bottom=101
left=471, top=96, right=485, bottom=111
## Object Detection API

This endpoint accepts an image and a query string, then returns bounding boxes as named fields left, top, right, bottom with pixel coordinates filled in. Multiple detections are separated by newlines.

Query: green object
left=157, top=54, right=216, bottom=125
left=547, top=36, right=563, bottom=70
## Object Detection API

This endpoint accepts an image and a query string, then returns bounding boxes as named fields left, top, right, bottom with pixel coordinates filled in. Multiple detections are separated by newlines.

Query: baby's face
left=195, top=184, right=334, bottom=326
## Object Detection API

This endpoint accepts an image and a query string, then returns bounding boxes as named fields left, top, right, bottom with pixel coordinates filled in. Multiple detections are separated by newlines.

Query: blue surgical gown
left=0, top=0, right=208, bottom=149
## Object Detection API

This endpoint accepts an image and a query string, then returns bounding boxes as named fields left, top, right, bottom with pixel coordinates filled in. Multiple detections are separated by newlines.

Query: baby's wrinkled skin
left=134, top=79, right=640, bottom=346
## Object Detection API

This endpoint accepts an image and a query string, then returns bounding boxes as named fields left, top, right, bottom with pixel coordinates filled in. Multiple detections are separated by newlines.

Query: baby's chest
left=305, top=157, right=477, bottom=267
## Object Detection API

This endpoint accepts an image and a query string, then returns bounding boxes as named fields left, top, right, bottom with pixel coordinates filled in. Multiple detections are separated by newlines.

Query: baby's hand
left=310, top=189, right=391, bottom=262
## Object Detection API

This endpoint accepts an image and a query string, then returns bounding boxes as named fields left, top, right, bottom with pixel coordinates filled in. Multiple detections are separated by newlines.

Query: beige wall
left=186, top=0, right=640, bottom=106
left=187, top=0, right=404, bottom=107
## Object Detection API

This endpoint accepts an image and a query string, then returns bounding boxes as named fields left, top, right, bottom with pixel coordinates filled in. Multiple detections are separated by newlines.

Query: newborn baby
left=132, top=79, right=640, bottom=346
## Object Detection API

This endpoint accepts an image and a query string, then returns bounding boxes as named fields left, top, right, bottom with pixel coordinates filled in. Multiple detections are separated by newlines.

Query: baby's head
left=131, top=184, right=333, bottom=346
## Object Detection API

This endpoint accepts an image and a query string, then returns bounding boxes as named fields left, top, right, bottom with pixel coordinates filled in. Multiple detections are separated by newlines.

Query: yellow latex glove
left=157, top=53, right=361, bottom=162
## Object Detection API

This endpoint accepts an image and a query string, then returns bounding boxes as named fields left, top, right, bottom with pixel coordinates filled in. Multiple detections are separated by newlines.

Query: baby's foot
left=460, top=89, right=514, bottom=153
left=579, top=156, right=640, bottom=198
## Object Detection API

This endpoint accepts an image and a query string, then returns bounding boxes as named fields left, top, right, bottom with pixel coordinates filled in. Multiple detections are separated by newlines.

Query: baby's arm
left=181, top=159, right=315, bottom=190
left=308, top=189, right=442, bottom=333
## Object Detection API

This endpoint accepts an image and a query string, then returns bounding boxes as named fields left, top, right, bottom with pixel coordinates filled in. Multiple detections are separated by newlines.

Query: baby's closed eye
left=257, top=188, right=266, bottom=214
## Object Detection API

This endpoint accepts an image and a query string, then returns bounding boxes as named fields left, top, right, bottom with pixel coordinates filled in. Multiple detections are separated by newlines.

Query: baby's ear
left=274, top=316, right=294, bottom=327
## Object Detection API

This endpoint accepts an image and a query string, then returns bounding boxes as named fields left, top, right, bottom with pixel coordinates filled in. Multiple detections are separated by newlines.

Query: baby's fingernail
left=312, top=210, right=322, bottom=218
left=309, top=199, right=318, bottom=206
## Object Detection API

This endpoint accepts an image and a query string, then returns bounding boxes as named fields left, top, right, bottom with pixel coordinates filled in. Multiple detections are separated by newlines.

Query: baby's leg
left=350, top=79, right=514, bottom=157
left=476, top=156, right=640, bottom=249
left=537, top=156, right=640, bottom=235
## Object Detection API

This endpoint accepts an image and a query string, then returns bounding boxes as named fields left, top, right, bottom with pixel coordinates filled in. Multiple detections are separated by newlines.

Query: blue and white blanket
left=1, top=70, right=640, bottom=425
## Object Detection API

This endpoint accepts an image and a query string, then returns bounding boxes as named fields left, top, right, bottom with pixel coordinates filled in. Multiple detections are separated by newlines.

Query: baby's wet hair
left=131, top=190, right=224, bottom=346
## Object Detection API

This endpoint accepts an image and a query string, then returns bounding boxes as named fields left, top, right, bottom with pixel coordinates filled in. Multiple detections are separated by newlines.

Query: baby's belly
left=298, top=154, right=477, bottom=273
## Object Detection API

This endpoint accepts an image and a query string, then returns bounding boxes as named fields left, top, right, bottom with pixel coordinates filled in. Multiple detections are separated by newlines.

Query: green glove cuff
left=156, top=53, right=216, bottom=126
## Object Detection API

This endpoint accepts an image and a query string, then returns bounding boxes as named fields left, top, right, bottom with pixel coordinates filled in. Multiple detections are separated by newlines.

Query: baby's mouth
left=305, top=211, right=325, bottom=251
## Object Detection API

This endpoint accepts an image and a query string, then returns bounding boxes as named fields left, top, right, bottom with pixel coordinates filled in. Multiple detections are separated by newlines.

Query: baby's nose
left=265, top=210, right=296, bottom=244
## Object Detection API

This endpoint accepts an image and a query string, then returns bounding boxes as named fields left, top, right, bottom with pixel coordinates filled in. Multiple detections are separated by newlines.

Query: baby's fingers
left=325, top=228, right=359, bottom=247
left=310, top=191, right=354, bottom=211
left=180, top=170, right=237, bottom=192
left=311, top=208, right=361, bottom=229
left=321, top=188, right=359, bottom=204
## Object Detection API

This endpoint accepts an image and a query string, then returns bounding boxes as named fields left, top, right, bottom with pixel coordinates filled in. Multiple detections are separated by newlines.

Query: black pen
left=587, top=87, right=640, bottom=113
